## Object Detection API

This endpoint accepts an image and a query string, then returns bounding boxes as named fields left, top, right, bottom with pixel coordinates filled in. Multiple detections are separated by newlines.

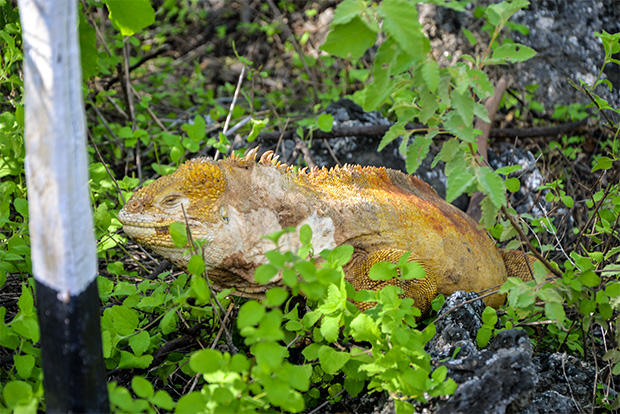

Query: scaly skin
left=118, top=148, right=535, bottom=314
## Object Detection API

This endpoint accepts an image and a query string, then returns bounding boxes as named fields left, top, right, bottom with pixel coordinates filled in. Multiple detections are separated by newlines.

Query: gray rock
left=420, top=0, right=620, bottom=112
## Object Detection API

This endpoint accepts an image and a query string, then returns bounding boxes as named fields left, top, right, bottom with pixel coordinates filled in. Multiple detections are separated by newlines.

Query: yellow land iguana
left=118, top=148, right=539, bottom=314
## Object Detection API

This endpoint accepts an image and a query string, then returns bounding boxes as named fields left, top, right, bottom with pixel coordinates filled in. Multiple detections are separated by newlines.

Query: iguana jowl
left=118, top=148, right=537, bottom=314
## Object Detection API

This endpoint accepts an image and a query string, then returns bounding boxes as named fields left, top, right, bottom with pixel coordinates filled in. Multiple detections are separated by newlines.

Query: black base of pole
left=36, top=278, right=109, bottom=413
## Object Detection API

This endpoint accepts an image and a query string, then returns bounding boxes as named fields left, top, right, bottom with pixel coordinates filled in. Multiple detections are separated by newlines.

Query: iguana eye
left=220, top=205, right=229, bottom=223
left=161, top=194, right=182, bottom=208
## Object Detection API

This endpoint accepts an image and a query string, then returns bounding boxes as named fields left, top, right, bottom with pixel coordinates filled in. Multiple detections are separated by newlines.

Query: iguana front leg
left=346, top=249, right=437, bottom=315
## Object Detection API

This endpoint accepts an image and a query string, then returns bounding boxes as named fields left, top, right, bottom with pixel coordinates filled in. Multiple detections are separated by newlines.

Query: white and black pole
left=19, top=0, right=109, bottom=411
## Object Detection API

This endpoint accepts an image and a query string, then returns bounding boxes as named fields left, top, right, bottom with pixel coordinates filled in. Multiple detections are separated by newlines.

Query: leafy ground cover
left=1, top=0, right=620, bottom=412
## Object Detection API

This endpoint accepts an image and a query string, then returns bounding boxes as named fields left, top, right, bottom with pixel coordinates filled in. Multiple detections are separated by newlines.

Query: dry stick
left=466, top=75, right=511, bottom=221
left=256, top=119, right=589, bottom=143
left=214, top=65, right=246, bottom=161
left=181, top=205, right=238, bottom=354
left=501, top=205, right=562, bottom=277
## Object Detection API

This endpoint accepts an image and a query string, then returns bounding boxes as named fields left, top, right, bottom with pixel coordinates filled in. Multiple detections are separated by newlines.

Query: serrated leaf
left=321, top=16, right=377, bottom=59
left=421, top=59, right=439, bottom=92
left=379, top=0, right=429, bottom=55
left=477, top=167, right=506, bottom=208
left=451, top=90, right=474, bottom=126
left=318, top=345, right=351, bottom=375
left=332, top=0, right=367, bottom=25
left=445, top=170, right=474, bottom=203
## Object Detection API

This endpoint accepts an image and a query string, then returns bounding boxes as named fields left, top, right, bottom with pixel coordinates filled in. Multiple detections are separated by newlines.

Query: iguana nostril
left=129, top=199, right=142, bottom=212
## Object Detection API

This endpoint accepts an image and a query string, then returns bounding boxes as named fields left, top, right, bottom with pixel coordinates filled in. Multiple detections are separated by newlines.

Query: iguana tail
left=499, top=249, right=541, bottom=282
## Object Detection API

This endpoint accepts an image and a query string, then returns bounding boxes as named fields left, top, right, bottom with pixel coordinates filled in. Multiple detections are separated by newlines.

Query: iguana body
left=119, top=149, right=536, bottom=313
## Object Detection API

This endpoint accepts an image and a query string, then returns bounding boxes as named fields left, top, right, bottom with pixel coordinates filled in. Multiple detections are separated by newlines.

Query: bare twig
left=215, top=65, right=246, bottom=161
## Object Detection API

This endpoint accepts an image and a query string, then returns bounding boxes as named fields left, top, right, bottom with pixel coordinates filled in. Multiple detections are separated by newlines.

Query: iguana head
left=118, top=157, right=229, bottom=269
left=118, top=152, right=290, bottom=297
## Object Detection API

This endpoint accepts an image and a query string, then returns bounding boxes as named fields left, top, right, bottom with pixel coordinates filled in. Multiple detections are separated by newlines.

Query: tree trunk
left=18, top=0, right=109, bottom=411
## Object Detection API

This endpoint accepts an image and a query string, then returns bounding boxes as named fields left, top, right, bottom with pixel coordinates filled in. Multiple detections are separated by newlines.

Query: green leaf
left=318, top=345, right=351, bottom=375
left=578, top=270, right=600, bottom=287
left=545, top=302, right=566, bottom=324
left=476, top=326, right=493, bottom=348
left=299, top=224, right=313, bottom=245
left=421, top=59, right=440, bottom=92
left=187, top=255, right=205, bottom=276
left=350, top=313, right=381, bottom=342
left=491, top=43, right=536, bottom=64
left=129, top=331, right=150, bottom=356
left=317, top=113, right=334, bottom=132
left=451, top=90, right=474, bottom=126
left=78, top=9, right=98, bottom=80
left=327, top=245, right=354, bottom=267
left=446, top=170, right=474, bottom=203
left=369, top=261, right=397, bottom=280
left=592, top=156, right=612, bottom=172
left=254, top=264, right=278, bottom=284
left=151, top=390, right=175, bottom=410
left=183, top=115, right=206, bottom=142
left=320, top=315, right=341, bottom=342
left=159, top=308, right=178, bottom=334
left=169, top=222, right=187, bottom=248
left=478, top=167, right=506, bottom=208
left=401, top=260, right=426, bottom=280
left=175, top=392, right=207, bottom=414
left=118, top=351, right=153, bottom=369
left=378, top=0, right=428, bottom=54
left=3, top=381, right=32, bottom=409
left=332, top=0, right=367, bottom=25
left=109, top=305, right=139, bottom=336
left=104, top=0, right=155, bottom=36
left=265, top=288, right=289, bottom=307
left=13, top=354, right=35, bottom=379
left=132, top=376, right=154, bottom=399
left=190, top=349, right=225, bottom=374
left=506, top=177, right=521, bottom=193
left=285, top=363, right=312, bottom=392
left=481, top=306, right=497, bottom=326
left=237, top=300, right=266, bottom=329
left=321, top=16, right=377, bottom=59
left=254, top=341, right=287, bottom=371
